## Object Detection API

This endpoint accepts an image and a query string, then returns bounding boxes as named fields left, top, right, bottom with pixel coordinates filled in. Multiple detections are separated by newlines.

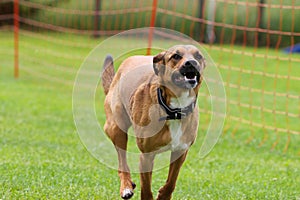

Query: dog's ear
left=153, top=51, right=165, bottom=75
left=202, top=58, right=207, bottom=69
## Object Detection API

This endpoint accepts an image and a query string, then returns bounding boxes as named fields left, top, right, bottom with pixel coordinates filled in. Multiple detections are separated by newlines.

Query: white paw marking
left=122, top=188, right=133, bottom=199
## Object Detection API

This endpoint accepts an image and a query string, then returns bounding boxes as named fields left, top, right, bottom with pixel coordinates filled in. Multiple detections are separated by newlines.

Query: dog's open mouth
left=172, top=70, right=200, bottom=89
left=183, top=72, right=198, bottom=85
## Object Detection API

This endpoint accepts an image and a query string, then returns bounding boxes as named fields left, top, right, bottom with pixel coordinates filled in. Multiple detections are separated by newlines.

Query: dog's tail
left=101, top=55, right=115, bottom=95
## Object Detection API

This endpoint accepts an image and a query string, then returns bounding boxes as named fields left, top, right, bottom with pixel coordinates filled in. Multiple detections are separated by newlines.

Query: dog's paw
left=121, top=188, right=134, bottom=199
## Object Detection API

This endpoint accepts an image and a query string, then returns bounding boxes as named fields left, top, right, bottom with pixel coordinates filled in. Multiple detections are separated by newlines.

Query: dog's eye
left=194, top=52, right=203, bottom=60
left=171, top=54, right=182, bottom=61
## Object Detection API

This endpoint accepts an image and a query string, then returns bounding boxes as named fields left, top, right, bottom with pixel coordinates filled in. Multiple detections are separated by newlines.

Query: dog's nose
left=182, top=60, right=200, bottom=73
left=183, top=60, right=198, bottom=68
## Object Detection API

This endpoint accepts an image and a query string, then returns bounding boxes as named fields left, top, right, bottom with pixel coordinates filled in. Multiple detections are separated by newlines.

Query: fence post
left=146, top=0, right=158, bottom=55
left=256, top=0, right=265, bottom=46
left=206, top=0, right=216, bottom=43
left=94, top=0, right=101, bottom=37
left=14, top=0, right=19, bottom=78
left=197, top=0, right=205, bottom=41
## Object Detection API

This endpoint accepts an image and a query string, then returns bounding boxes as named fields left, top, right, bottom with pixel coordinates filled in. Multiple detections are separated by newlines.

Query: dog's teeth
left=184, top=76, right=196, bottom=81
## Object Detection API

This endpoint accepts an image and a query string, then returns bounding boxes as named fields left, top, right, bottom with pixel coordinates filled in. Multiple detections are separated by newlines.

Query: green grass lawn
left=0, top=30, right=299, bottom=199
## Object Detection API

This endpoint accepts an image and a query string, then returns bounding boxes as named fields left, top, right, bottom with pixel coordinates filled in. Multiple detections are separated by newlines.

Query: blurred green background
left=1, top=0, right=300, bottom=47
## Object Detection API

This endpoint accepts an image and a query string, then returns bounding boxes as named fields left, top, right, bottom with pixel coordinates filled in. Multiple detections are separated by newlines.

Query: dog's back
left=102, top=55, right=155, bottom=96
left=102, top=55, right=155, bottom=133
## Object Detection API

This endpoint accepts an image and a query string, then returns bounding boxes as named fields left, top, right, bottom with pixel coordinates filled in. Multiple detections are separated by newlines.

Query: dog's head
left=153, top=45, right=205, bottom=90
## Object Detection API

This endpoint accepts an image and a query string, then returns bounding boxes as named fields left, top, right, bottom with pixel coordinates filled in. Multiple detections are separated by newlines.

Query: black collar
left=157, top=87, right=197, bottom=121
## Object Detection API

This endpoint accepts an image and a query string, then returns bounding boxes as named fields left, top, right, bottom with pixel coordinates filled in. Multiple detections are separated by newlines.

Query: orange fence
left=0, top=0, right=299, bottom=153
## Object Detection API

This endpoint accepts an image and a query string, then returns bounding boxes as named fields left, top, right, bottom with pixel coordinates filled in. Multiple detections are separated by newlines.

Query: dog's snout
left=178, top=59, right=201, bottom=84
left=184, top=60, right=198, bottom=68
left=180, top=60, right=200, bottom=75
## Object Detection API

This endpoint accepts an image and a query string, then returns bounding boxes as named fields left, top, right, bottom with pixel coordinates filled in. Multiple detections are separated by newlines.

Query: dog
left=101, top=45, right=206, bottom=200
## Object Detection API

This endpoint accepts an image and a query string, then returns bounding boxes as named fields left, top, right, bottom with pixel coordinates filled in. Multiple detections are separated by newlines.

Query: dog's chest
left=162, top=92, right=195, bottom=152
left=167, top=120, right=190, bottom=151
left=169, top=91, right=195, bottom=108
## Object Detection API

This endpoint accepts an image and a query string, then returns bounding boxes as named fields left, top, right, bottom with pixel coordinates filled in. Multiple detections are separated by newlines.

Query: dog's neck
left=157, top=86, right=197, bottom=121
left=158, top=86, right=197, bottom=108
left=169, top=90, right=195, bottom=109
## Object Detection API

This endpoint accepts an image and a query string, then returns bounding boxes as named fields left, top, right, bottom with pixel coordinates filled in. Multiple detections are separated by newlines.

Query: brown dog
left=102, top=45, right=205, bottom=200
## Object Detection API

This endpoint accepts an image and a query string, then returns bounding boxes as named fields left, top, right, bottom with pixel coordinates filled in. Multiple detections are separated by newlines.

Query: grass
left=0, top=30, right=300, bottom=199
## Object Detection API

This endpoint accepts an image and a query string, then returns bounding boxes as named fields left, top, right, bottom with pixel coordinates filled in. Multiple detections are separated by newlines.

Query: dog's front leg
left=156, top=150, right=188, bottom=200
left=117, top=147, right=135, bottom=199
left=140, top=153, right=156, bottom=200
